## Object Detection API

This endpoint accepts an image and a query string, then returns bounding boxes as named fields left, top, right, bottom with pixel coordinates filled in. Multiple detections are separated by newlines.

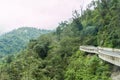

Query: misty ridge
left=0, top=0, right=120, bottom=80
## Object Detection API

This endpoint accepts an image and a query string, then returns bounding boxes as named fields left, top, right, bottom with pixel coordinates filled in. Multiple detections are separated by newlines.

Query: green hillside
left=0, top=27, right=51, bottom=57
left=0, top=0, right=120, bottom=80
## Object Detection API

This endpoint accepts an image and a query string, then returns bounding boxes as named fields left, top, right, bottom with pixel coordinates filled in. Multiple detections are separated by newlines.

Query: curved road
left=80, top=46, right=120, bottom=66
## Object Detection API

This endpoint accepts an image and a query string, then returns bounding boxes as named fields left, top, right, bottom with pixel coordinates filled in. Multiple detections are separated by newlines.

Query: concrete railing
left=80, top=46, right=120, bottom=66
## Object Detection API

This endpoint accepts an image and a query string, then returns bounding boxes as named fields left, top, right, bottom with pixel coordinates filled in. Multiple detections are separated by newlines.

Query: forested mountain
left=0, top=0, right=120, bottom=80
left=0, top=27, right=51, bottom=57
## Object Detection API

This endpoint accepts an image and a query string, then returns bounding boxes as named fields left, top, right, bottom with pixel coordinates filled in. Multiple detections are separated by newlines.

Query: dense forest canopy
left=0, top=27, right=51, bottom=57
left=0, top=0, right=120, bottom=80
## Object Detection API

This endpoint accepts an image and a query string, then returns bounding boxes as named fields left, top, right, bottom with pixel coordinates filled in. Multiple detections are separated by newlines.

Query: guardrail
left=80, top=46, right=120, bottom=66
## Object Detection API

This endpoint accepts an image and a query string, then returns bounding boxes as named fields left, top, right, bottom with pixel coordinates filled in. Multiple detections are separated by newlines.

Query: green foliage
left=33, top=35, right=52, bottom=59
left=0, top=27, right=51, bottom=57
left=0, top=0, right=119, bottom=79
left=65, top=51, right=111, bottom=80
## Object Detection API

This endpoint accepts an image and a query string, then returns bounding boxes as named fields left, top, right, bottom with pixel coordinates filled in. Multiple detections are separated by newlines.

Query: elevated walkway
left=80, top=46, right=120, bottom=66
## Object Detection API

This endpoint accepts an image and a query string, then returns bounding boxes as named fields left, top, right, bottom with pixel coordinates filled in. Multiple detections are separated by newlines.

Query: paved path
left=80, top=46, right=120, bottom=66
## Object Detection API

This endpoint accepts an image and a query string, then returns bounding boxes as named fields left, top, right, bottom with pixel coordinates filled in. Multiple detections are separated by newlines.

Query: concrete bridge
left=80, top=46, right=120, bottom=66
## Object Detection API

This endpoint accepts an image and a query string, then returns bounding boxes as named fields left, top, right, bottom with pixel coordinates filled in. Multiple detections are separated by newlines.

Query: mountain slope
left=0, top=0, right=120, bottom=80
left=0, top=27, right=51, bottom=57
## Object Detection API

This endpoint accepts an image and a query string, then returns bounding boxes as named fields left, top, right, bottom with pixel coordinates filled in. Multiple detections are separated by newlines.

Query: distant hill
left=0, top=27, right=51, bottom=57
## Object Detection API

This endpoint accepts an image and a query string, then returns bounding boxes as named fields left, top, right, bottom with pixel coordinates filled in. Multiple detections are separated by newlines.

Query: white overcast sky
left=0, top=0, right=92, bottom=33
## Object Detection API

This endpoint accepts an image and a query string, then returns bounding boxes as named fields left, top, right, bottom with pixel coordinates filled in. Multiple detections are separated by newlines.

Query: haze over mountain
left=0, top=0, right=92, bottom=33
